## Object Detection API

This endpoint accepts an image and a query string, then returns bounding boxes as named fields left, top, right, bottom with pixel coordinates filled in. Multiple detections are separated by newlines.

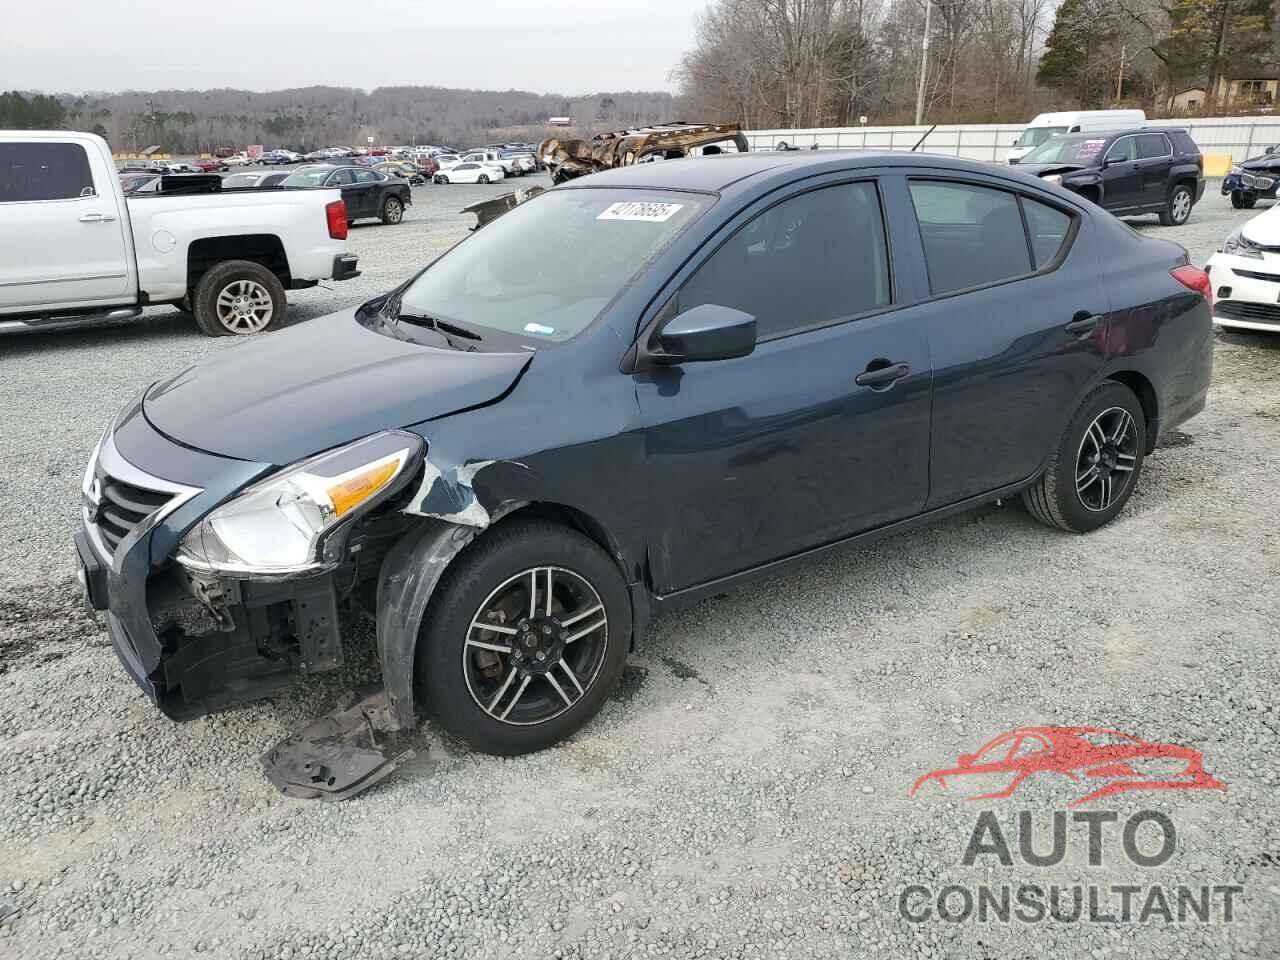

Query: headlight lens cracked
left=176, top=431, right=422, bottom=575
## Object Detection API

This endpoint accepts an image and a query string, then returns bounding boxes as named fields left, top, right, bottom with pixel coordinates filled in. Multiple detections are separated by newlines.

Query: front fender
left=375, top=520, right=480, bottom=730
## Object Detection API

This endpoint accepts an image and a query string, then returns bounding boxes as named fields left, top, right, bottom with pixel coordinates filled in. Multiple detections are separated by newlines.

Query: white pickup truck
left=0, top=131, right=360, bottom=337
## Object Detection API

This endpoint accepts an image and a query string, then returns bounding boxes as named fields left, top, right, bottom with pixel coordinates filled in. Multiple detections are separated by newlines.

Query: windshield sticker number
left=598, top=201, right=684, bottom=222
left=1077, top=140, right=1105, bottom=158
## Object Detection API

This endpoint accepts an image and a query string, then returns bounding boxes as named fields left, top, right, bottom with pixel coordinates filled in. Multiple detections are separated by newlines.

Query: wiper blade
left=395, top=311, right=483, bottom=341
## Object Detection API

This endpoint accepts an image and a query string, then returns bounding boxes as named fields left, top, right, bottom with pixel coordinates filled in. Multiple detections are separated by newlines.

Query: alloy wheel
left=384, top=198, right=403, bottom=223
left=215, top=279, right=274, bottom=334
left=463, top=566, right=609, bottom=726
left=1171, top=189, right=1191, bottom=223
left=1074, top=406, right=1138, bottom=512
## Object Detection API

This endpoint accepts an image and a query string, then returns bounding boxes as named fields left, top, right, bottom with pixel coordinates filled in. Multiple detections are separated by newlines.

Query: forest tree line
left=676, top=0, right=1279, bottom=128
left=0, top=86, right=678, bottom=152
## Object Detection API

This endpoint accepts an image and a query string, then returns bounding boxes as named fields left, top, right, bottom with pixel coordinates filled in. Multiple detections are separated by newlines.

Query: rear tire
left=1231, top=190, right=1257, bottom=210
left=191, top=260, right=286, bottom=337
left=1022, top=382, right=1147, bottom=534
left=478, top=174, right=490, bottom=184
left=414, top=519, right=630, bottom=756
left=380, top=195, right=404, bottom=224
left=1159, top=184, right=1194, bottom=226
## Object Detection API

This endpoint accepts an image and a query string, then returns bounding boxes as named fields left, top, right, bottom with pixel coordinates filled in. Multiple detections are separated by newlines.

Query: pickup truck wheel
left=193, top=260, right=286, bottom=337
left=1159, top=185, right=1194, bottom=226
left=1022, top=382, right=1146, bottom=534
left=1231, top=190, right=1257, bottom=210
left=415, top=519, right=630, bottom=755
left=380, top=196, right=404, bottom=224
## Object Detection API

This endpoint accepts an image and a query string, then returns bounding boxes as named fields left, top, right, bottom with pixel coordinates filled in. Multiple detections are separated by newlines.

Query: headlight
left=1222, top=229, right=1264, bottom=260
left=176, top=431, right=422, bottom=576
left=1230, top=166, right=1244, bottom=177
left=1041, top=174, right=1063, bottom=185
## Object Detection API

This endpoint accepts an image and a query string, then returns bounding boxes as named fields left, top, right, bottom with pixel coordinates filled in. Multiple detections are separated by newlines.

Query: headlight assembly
left=1222, top=229, right=1264, bottom=260
left=176, top=431, right=423, bottom=577
left=1041, top=174, right=1063, bottom=185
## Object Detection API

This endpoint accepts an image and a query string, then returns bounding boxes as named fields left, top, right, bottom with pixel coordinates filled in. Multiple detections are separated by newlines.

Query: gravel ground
left=1, top=179, right=1278, bottom=960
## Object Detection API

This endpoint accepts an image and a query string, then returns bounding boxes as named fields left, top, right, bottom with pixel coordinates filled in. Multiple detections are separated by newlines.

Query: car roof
left=561, top=150, right=1028, bottom=193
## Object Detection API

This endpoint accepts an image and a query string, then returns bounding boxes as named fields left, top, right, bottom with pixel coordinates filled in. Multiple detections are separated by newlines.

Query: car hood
left=1241, top=154, right=1280, bottom=171
left=143, top=309, right=531, bottom=465
left=1017, top=162, right=1089, bottom=178
left=1241, top=205, right=1280, bottom=246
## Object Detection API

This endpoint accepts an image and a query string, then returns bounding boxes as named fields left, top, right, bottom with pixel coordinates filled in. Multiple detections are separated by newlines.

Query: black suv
left=1016, top=128, right=1204, bottom=226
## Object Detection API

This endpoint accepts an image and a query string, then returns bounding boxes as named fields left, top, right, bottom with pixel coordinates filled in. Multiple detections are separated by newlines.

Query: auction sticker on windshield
left=597, top=201, right=684, bottom=222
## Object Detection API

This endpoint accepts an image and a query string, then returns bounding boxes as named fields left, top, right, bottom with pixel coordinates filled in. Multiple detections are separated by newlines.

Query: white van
left=1006, top=110, right=1147, bottom=164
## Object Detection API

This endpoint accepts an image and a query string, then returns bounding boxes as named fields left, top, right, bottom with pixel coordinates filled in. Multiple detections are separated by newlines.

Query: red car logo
left=911, top=726, right=1226, bottom=806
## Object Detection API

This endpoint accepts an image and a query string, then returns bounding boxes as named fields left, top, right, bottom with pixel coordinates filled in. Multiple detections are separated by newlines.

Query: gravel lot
left=1, top=177, right=1278, bottom=960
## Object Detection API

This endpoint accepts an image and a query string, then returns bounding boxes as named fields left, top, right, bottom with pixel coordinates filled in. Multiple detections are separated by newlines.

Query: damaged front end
left=80, top=417, right=529, bottom=800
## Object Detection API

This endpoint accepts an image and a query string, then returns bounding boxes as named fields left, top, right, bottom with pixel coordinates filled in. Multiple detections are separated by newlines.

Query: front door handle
left=79, top=213, right=117, bottom=223
left=1064, top=314, right=1103, bottom=336
left=855, top=360, right=911, bottom=388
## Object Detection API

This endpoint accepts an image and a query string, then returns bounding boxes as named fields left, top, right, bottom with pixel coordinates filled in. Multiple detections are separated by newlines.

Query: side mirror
left=651, top=303, right=757, bottom=366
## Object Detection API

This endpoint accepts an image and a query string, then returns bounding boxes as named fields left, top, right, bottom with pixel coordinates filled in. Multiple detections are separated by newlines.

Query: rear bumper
left=332, top=254, right=360, bottom=282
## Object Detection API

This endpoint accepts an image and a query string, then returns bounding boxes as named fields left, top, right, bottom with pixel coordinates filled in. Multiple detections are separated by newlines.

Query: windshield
left=394, top=189, right=710, bottom=344
left=282, top=168, right=335, bottom=186
left=1015, top=126, right=1068, bottom=148
left=1022, top=135, right=1108, bottom=165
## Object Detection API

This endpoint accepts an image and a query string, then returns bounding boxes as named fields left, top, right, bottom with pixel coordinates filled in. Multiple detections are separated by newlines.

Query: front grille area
left=94, top=474, right=175, bottom=554
left=1233, top=268, right=1280, bottom=283
left=1216, top=300, right=1280, bottom=326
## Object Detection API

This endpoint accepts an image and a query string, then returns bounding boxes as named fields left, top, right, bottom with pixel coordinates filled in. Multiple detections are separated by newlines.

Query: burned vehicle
left=540, top=122, right=750, bottom=184
left=461, top=123, right=750, bottom=231
left=78, top=152, right=1212, bottom=797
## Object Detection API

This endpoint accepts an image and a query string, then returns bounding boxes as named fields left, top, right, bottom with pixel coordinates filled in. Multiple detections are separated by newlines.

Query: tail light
left=326, top=199, right=348, bottom=240
left=1171, top=264, right=1212, bottom=309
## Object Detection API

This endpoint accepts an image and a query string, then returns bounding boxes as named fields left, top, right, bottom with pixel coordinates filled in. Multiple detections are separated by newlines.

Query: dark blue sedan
left=76, top=151, right=1214, bottom=788
left=1222, top=145, right=1280, bottom=208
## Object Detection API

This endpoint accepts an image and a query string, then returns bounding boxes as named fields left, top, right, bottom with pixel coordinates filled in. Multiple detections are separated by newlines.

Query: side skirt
left=652, top=478, right=1033, bottom=614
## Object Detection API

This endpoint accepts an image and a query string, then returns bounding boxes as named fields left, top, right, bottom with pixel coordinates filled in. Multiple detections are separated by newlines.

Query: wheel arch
left=374, top=500, right=643, bottom=731
left=187, top=234, right=290, bottom=291
left=1106, top=369, right=1159, bottom=453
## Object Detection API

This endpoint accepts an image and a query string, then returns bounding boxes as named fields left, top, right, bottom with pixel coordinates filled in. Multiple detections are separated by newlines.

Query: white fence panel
left=746, top=117, right=1280, bottom=162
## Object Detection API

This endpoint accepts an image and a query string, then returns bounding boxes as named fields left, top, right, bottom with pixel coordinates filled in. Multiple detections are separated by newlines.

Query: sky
left=1, top=0, right=701, bottom=95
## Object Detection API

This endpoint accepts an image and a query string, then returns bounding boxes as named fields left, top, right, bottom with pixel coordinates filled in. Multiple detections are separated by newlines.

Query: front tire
left=1022, top=382, right=1147, bottom=533
left=380, top=195, right=404, bottom=224
left=415, top=520, right=630, bottom=755
left=1231, top=190, right=1257, bottom=210
left=191, top=260, right=286, bottom=337
left=1160, top=184, right=1194, bottom=226
left=478, top=174, right=490, bottom=184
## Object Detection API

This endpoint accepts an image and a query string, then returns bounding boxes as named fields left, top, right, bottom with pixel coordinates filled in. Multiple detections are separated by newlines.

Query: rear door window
left=908, top=181, right=1032, bottom=295
left=1136, top=134, right=1171, bottom=160
left=677, top=181, right=891, bottom=340
left=0, top=142, right=95, bottom=202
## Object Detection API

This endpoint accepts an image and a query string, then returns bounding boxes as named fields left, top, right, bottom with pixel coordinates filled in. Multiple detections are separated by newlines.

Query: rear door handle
left=79, top=213, right=117, bottom=223
left=1064, top=314, right=1103, bottom=335
left=855, top=361, right=911, bottom=388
